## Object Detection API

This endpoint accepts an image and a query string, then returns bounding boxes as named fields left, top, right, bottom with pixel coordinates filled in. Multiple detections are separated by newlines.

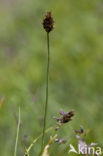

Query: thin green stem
left=24, top=127, right=53, bottom=156
left=14, top=107, right=21, bottom=156
left=42, top=32, right=50, bottom=148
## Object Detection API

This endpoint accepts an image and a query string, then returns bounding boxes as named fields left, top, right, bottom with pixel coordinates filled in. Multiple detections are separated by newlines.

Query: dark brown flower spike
left=42, top=12, right=54, bottom=33
left=53, top=109, right=75, bottom=124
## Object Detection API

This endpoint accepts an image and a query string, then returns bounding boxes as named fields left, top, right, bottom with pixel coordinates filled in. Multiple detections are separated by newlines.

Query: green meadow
left=0, top=0, right=103, bottom=155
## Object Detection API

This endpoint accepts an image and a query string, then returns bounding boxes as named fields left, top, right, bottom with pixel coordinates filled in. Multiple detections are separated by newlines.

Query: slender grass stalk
left=14, top=107, right=21, bottom=156
left=24, top=127, right=53, bottom=156
left=42, top=32, right=50, bottom=147
left=41, top=11, right=54, bottom=152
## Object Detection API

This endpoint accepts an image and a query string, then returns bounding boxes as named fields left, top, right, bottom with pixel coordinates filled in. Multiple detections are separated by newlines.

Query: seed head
left=74, top=126, right=84, bottom=134
left=53, top=109, right=75, bottom=124
left=42, top=12, right=54, bottom=33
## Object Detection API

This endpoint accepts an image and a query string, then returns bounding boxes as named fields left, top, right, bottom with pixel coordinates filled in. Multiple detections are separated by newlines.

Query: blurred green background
left=0, top=0, right=103, bottom=155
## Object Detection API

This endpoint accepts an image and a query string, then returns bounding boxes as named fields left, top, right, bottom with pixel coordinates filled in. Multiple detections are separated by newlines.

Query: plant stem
left=14, top=107, right=21, bottom=156
left=24, top=127, right=53, bottom=156
left=42, top=32, right=50, bottom=147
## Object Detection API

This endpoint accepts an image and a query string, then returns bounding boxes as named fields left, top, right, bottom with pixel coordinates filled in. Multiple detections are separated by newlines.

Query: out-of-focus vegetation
left=0, top=0, right=103, bottom=155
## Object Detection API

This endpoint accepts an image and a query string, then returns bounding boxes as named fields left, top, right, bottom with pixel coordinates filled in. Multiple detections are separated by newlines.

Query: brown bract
left=42, top=12, right=54, bottom=33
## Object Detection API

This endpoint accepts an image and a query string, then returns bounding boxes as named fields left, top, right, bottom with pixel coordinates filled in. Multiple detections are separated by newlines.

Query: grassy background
left=0, top=0, right=103, bottom=155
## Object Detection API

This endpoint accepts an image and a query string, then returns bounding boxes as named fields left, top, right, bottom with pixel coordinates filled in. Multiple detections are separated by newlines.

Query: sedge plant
left=42, top=12, right=54, bottom=148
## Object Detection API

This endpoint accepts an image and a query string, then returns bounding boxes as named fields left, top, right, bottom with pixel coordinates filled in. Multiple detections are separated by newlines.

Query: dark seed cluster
left=74, top=126, right=84, bottom=134
left=42, top=12, right=54, bottom=33
left=54, top=109, right=75, bottom=124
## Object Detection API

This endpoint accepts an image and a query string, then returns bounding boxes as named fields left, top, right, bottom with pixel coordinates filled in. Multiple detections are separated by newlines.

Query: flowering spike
left=54, top=110, right=75, bottom=124
left=42, top=12, right=54, bottom=33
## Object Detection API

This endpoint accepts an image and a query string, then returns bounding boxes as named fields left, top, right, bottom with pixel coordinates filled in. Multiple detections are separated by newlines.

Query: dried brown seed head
left=54, top=109, right=75, bottom=124
left=42, top=12, right=54, bottom=33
